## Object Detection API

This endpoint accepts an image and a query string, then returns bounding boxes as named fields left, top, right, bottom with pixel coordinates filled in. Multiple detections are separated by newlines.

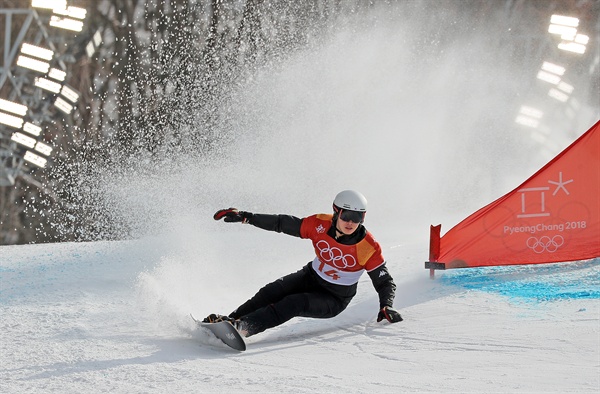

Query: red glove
left=214, top=208, right=252, bottom=223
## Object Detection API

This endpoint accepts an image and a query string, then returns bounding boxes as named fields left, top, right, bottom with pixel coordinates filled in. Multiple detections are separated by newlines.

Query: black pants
left=230, top=263, right=356, bottom=337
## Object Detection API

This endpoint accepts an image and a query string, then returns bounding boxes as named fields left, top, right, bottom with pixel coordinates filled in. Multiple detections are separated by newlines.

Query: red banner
left=434, top=120, right=600, bottom=269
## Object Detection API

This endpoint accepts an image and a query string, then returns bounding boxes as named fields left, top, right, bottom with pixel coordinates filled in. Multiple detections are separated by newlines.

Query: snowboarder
left=204, top=190, right=403, bottom=337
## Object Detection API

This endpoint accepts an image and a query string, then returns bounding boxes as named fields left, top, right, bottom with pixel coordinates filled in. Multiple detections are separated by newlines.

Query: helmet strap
left=331, top=206, right=343, bottom=237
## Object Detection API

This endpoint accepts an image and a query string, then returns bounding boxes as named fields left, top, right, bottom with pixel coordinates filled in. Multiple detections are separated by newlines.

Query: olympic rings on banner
left=316, top=240, right=357, bottom=269
left=526, top=235, right=564, bottom=253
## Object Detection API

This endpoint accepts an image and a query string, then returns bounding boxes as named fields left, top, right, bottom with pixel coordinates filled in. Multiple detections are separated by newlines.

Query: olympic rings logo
left=316, top=240, right=357, bottom=269
left=526, top=235, right=564, bottom=253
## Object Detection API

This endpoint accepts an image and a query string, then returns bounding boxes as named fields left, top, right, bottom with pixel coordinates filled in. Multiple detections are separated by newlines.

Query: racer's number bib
left=311, top=257, right=363, bottom=286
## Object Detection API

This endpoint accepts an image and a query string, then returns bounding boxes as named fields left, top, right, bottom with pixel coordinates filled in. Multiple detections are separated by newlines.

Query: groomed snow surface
left=1, top=233, right=598, bottom=393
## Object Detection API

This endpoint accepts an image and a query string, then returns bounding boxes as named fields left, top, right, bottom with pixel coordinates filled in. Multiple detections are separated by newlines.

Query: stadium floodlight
left=86, top=30, right=103, bottom=57
left=86, top=41, right=95, bottom=57
left=0, top=112, right=24, bottom=129
left=519, top=105, right=543, bottom=119
left=48, top=68, right=67, bottom=82
left=31, top=0, right=67, bottom=10
left=34, top=77, right=62, bottom=93
left=53, top=6, right=87, bottom=20
left=557, top=81, right=574, bottom=94
left=11, top=132, right=37, bottom=148
left=560, top=30, right=577, bottom=41
left=550, top=15, right=579, bottom=27
left=34, top=141, right=53, bottom=156
left=54, top=97, right=73, bottom=114
left=574, top=34, right=589, bottom=45
left=0, top=98, right=28, bottom=116
left=16, top=55, right=50, bottom=73
left=536, top=70, right=561, bottom=85
left=23, top=151, right=48, bottom=168
left=60, top=85, right=79, bottom=103
left=49, top=16, right=84, bottom=32
left=541, top=61, right=565, bottom=76
left=548, top=14, right=588, bottom=55
left=548, top=24, right=577, bottom=37
left=23, top=122, right=42, bottom=136
left=558, top=42, right=586, bottom=54
left=515, top=104, right=543, bottom=129
left=20, top=43, right=54, bottom=61
left=93, top=31, right=102, bottom=46
left=515, top=115, right=539, bottom=128
left=548, top=88, right=569, bottom=102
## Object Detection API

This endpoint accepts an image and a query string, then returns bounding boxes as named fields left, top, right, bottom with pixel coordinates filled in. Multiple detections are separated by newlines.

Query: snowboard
left=191, top=314, right=246, bottom=351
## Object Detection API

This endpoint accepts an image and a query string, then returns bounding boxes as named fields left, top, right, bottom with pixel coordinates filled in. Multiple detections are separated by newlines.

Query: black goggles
left=338, top=209, right=365, bottom=223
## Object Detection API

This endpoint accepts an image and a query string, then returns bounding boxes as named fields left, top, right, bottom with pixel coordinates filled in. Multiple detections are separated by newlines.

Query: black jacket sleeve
left=367, top=263, right=396, bottom=308
left=247, top=213, right=303, bottom=238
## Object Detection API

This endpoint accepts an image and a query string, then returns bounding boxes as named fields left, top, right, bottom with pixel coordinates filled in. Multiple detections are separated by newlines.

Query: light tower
left=0, top=1, right=93, bottom=186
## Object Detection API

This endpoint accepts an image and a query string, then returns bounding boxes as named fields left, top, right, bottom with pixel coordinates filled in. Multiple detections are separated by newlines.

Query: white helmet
left=333, top=190, right=367, bottom=212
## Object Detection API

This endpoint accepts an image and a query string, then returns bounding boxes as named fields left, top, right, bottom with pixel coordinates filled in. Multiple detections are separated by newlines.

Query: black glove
left=377, top=306, right=403, bottom=323
left=214, top=208, right=252, bottom=223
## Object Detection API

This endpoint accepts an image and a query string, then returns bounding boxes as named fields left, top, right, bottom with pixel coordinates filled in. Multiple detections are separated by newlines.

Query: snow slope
left=2, top=3, right=599, bottom=393
left=1, top=236, right=598, bottom=393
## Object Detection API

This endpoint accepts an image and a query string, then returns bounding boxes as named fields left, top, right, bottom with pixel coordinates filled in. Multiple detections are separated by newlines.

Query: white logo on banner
left=526, top=235, right=564, bottom=253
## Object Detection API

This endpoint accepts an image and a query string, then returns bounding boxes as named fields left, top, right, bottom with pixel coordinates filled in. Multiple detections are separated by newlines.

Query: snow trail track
left=1, top=240, right=598, bottom=393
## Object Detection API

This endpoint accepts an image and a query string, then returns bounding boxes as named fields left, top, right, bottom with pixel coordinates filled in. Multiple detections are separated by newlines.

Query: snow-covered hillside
left=1, top=236, right=598, bottom=393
